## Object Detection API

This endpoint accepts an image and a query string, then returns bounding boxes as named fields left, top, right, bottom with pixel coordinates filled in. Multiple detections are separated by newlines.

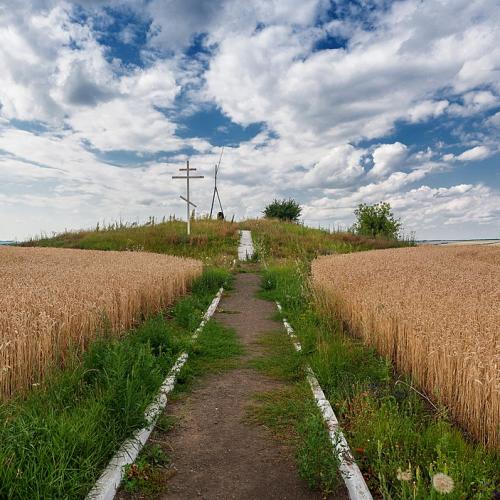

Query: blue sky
left=0, top=0, right=499, bottom=240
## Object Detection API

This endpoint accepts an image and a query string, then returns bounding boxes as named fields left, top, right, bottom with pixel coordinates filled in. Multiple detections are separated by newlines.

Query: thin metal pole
left=210, top=164, right=217, bottom=218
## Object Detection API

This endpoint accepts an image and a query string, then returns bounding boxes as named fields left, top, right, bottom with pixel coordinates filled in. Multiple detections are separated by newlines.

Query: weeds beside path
left=122, top=272, right=343, bottom=499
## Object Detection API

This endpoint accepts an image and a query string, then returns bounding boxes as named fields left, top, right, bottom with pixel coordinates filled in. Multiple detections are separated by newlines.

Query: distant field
left=0, top=247, right=201, bottom=398
left=312, top=245, right=499, bottom=448
left=420, top=239, right=500, bottom=246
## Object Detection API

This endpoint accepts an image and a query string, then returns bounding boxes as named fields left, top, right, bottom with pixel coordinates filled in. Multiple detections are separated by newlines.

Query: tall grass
left=0, top=268, right=232, bottom=499
left=312, top=246, right=499, bottom=448
left=260, top=265, right=499, bottom=498
left=22, top=219, right=239, bottom=266
left=242, top=218, right=411, bottom=262
left=0, top=247, right=201, bottom=399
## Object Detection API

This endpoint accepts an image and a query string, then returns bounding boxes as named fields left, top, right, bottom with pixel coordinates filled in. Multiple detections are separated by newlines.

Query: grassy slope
left=249, top=224, right=498, bottom=498
left=22, top=219, right=239, bottom=266
left=242, top=218, right=412, bottom=261
left=0, top=269, right=239, bottom=499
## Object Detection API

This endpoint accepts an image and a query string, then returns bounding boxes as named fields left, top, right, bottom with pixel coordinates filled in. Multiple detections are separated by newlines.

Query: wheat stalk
left=312, top=245, right=500, bottom=449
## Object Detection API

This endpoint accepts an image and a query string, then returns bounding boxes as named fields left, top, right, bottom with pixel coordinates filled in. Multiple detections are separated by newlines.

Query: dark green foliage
left=263, top=198, right=302, bottom=222
left=190, top=267, right=232, bottom=295
left=352, top=201, right=402, bottom=239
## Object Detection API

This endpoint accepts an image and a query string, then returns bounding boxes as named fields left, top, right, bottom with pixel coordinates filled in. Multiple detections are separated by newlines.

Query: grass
left=0, top=267, right=232, bottom=499
left=247, top=331, right=341, bottom=495
left=22, top=218, right=239, bottom=266
left=259, top=265, right=500, bottom=499
left=242, top=218, right=412, bottom=262
left=173, top=319, right=243, bottom=395
left=117, top=292, right=243, bottom=499
left=122, top=444, right=171, bottom=495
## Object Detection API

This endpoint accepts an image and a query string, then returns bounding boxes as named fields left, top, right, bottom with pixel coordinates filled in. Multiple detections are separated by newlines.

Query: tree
left=352, top=201, right=402, bottom=239
left=263, top=198, right=302, bottom=222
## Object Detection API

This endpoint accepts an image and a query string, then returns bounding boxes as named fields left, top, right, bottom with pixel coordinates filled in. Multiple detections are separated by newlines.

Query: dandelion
left=396, top=468, right=412, bottom=481
left=432, top=473, right=454, bottom=494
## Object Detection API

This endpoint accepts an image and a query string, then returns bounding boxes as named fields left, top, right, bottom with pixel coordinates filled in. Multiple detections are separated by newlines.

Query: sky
left=0, top=0, right=499, bottom=241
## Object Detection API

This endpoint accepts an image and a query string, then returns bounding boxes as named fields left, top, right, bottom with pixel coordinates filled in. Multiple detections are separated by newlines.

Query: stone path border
left=276, top=302, right=372, bottom=500
left=86, top=287, right=224, bottom=500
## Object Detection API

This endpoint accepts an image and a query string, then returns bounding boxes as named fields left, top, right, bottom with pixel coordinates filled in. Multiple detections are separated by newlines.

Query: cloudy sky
left=0, top=0, right=499, bottom=241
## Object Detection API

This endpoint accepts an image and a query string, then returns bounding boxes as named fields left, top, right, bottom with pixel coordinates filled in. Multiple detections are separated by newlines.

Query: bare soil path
left=156, top=273, right=324, bottom=499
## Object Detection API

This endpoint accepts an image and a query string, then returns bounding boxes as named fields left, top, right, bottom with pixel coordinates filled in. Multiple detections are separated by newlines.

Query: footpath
left=155, top=272, right=325, bottom=499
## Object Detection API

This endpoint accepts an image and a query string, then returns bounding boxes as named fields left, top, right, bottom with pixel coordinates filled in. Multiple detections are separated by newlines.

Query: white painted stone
left=238, top=230, right=254, bottom=260
left=276, top=301, right=373, bottom=500
left=87, top=288, right=224, bottom=500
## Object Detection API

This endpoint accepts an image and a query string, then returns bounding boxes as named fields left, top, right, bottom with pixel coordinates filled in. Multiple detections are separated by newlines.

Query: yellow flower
left=432, top=473, right=454, bottom=494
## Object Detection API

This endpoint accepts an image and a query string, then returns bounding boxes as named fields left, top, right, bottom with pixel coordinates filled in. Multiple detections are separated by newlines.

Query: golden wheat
left=0, top=247, right=201, bottom=398
left=312, top=245, right=500, bottom=449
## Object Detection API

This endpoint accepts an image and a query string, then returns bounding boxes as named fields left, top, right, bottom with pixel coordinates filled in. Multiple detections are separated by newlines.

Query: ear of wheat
left=312, top=245, right=500, bottom=449
left=0, top=247, right=202, bottom=398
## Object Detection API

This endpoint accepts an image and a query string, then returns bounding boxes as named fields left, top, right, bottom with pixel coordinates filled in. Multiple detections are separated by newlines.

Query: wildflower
left=396, top=467, right=412, bottom=481
left=432, top=473, right=454, bottom=494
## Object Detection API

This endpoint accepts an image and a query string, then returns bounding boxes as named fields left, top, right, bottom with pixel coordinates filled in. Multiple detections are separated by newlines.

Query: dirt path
left=156, top=273, right=325, bottom=499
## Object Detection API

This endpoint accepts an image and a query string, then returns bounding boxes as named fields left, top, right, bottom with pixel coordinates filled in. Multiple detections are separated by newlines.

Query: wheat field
left=312, top=245, right=499, bottom=449
left=0, top=247, right=201, bottom=398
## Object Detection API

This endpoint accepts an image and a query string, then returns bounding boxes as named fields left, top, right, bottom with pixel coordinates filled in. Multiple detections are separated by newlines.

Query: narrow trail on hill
left=155, top=273, right=327, bottom=500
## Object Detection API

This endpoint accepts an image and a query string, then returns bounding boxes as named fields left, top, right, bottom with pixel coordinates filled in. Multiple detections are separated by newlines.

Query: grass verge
left=247, top=331, right=341, bottom=496
left=259, top=265, right=500, bottom=499
left=0, top=268, right=231, bottom=499
left=117, top=304, right=243, bottom=498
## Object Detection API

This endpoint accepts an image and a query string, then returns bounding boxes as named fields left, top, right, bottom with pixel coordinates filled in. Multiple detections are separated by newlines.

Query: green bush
left=263, top=198, right=302, bottom=222
left=352, top=201, right=402, bottom=239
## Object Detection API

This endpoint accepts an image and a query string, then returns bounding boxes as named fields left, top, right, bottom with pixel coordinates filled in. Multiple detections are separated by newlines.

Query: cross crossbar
left=172, top=159, right=204, bottom=235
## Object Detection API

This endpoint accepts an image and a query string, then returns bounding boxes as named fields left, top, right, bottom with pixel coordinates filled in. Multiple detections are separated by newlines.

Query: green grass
left=259, top=265, right=500, bottom=499
left=173, top=319, right=243, bottom=395
left=22, top=219, right=239, bottom=266
left=0, top=268, right=233, bottom=499
left=119, top=315, right=243, bottom=498
left=242, top=218, right=413, bottom=262
left=122, top=444, right=171, bottom=495
left=116, top=299, right=243, bottom=499
left=247, top=331, right=341, bottom=495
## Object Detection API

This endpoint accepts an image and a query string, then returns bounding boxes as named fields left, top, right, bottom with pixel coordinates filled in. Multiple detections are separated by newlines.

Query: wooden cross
left=172, top=160, right=204, bottom=235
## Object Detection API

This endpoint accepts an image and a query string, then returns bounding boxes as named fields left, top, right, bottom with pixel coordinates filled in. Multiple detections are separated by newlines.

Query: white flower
left=396, top=467, right=412, bottom=481
left=432, top=473, right=454, bottom=494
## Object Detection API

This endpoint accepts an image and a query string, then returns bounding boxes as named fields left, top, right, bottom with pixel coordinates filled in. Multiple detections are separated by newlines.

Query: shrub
left=352, top=202, right=401, bottom=239
left=263, top=199, right=302, bottom=222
